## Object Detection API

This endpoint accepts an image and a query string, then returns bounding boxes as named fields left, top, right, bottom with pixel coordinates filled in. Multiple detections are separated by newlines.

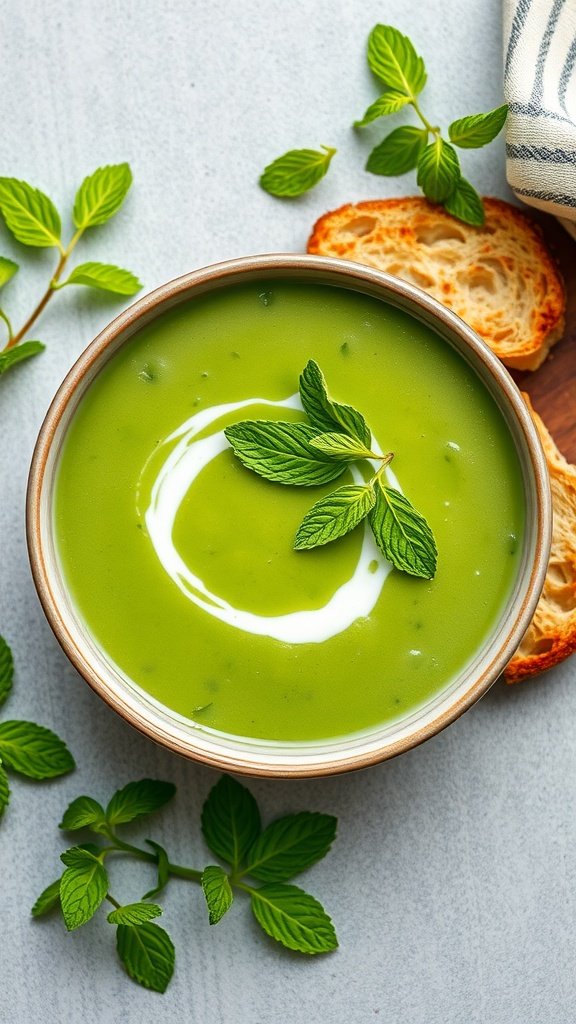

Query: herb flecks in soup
left=54, top=282, right=525, bottom=741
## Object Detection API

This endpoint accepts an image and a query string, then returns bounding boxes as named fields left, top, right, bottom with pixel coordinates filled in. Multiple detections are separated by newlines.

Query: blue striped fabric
left=504, top=0, right=576, bottom=237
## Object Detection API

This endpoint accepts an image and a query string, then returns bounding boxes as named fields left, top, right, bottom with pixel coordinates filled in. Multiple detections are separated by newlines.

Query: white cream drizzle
left=144, top=394, right=399, bottom=644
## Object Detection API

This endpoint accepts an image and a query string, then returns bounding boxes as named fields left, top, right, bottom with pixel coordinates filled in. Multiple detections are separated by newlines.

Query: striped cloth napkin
left=504, top=0, right=576, bottom=239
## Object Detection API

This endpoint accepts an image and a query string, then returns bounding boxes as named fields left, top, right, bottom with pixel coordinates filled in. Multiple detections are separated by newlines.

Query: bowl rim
left=26, top=253, right=552, bottom=777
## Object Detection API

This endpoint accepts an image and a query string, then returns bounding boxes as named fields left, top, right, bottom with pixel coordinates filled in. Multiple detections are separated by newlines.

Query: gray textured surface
left=1, top=1, right=575, bottom=1021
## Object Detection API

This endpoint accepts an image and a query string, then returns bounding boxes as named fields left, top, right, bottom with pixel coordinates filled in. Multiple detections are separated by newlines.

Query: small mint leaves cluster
left=225, top=360, right=438, bottom=579
left=33, top=774, right=338, bottom=994
left=260, top=24, right=507, bottom=226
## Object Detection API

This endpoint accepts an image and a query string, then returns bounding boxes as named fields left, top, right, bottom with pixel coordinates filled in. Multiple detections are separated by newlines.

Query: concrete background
left=1, top=1, right=575, bottom=1021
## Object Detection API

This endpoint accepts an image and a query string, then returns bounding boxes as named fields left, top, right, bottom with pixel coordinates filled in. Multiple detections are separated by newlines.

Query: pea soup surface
left=54, top=282, right=525, bottom=741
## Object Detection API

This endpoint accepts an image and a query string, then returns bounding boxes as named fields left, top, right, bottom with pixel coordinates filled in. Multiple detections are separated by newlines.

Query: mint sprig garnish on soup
left=225, top=359, right=438, bottom=578
left=54, top=282, right=525, bottom=741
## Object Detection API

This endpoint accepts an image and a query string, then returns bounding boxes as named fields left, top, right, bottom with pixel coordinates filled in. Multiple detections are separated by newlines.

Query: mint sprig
left=0, top=633, right=74, bottom=819
left=258, top=23, right=508, bottom=226
left=34, top=773, right=338, bottom=993
left=225, top=360, right=438, bottom=580
left=0, top=163, right=141, bottom=378
left=359, top=26, right=506, bottom=225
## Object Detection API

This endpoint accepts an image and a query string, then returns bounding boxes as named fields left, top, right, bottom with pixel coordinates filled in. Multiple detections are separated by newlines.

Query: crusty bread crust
left=505, top=396, right=576, bottom=683
left=307, top=197, right=565, bottom=371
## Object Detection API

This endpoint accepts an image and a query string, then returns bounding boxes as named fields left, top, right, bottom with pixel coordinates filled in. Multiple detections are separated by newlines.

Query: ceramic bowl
left=27, top=254, right=552, bottom=777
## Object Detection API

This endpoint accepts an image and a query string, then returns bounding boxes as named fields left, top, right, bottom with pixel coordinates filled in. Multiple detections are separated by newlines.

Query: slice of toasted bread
left=307, top=197, right=565, bottom=371
left=505, top=395, right=576, bottom=683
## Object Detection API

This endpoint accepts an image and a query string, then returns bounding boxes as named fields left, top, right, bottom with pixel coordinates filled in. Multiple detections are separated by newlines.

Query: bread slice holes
left=464, top=268, right=497, bottom=294
left=547, top=562, right=575, bottom=587
left=399, top=266, right=435, bottom=289
left=478, top=258, right=508, bottom=287
left=529, top=636, right=556, bottom=655
left=343, top=216, right=377, bottom=237
left=415, top=224, right=466, bottom=245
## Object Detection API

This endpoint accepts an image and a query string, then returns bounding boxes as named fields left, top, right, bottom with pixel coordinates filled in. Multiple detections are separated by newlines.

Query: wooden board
left=513, top=215, right=576, bottom=462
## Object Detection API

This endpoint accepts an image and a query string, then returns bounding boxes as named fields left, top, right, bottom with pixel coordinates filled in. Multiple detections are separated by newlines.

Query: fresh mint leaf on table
left=116, top=921, right=176, bottom=993
left=0, top=720, right=74, bottom=779
left=105, top=778, right=176, bottom=825
left=59, top=846, right=109, bottom=930
left=259, top=23, right=508, bottom=225
left=201, top=865, right=234, bottom=924
left=0, top=163, right=142, bottom=378
left=107, top=902, right=163, bottom=926
left=416, top=138, right=461, bottom=204
left=365, top=124, right=428, bottom=175
left=225, top=359, right=438, bottom=579
left=34, top=773, right=338, bottom=993
left=260, top=146, right=337, bottom=197
left=57, top=261, right=142, bottom=295
left=0, top=634, right=74, bottom=819
left=448, top=105, right=509, bottom=148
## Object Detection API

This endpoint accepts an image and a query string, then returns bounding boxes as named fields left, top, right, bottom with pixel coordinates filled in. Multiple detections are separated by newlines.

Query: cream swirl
left=144, top=394, right=398, bottom=644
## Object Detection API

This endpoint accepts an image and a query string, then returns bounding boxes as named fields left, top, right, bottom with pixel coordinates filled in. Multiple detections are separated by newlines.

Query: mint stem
left=1, top=224, right=86, bottom=353
left=108, top=834, right=203, bottom=884
left=411, top=96, right=438, bottom=137
left=3, top=250, right=68, bottom=351
left=369, top=451, right=394, bottom=486
left=0, top=307, right=14, bottom=341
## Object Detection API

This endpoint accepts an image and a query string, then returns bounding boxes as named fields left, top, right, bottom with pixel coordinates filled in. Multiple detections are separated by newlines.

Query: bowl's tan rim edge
left=26, top=253, right=552, bottom=779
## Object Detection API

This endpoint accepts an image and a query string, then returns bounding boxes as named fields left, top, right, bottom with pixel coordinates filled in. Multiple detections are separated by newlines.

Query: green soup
left=54, top=281, right=525, bottom=741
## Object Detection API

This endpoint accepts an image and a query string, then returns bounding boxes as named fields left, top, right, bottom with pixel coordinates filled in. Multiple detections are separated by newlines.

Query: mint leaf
left=299, top=360, right=371, bottom=446
left=106, top=779, right=176, bottom=826
left=309, top=432, right=376, bottom=461
left=0, top=256, right=18, bottom=289
left=225, top=421, right=347, bottom=487
left=260, top=146, right=336, bottom=197
left=61, top=262, right=141, bottom=296
left=0, top=635, right=14, bottom=706
left=449, top=104, right=508, bottom=149
left=59, top=795, right=107, bottom=832
left=116, top=922, right=175, bottom=993
left=370, top=483, right=437, bottom=579
left=73, top=163, right=133, bottom=230
left=142, top=840, right=170, bottom=900
left=0, top=340, right=45, bottom=377
left=59, top=847, right=108, bottom=930
left=31, top=878, right=61, bottom=918
left=244, top=812, right=337, bottom=882
left=201, top=865, right=233, bottom=925
left=354, top=91, right=411, bottom=127
left=0, top=178, right=61, bottom=248
left=201, top=774, right=261, bottom=871
left=366, top=125, right=428, bottom=175
left=250, top=884, right=337, bottom=955
left=107, top=903, right=162, bottom=926
left=0, top=720, right=74, bottom=779
left=443, top=177, right=485, bottom=226
left=417, top=138, right=461, bottom=203
left=367, top=25, right=427, bottom=98
left=294, top=484, right=375, bottom=551
left=0, top=762, right=10, bottom=817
